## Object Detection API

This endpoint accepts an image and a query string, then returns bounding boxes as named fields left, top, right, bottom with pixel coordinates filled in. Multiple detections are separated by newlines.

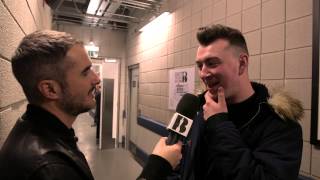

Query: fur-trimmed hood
left=268, top=88, right=304, bottom=121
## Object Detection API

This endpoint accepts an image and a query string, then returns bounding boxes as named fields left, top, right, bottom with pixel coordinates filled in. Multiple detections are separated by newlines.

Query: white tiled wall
left=312, top=146, right=320, bottom=177
left=0, top=59, right=25, bottom=107
left=226, top=13, right=242, bottom=30
left=242, top=5, right=261, bottom=33
left=285, top=47, right=312, bottom=79
left=261, top=51, right=284, bottom=79
left=261, top=0, right=285, bottom=27
left=248, top=55, right=261, bottom=79
left=302, top=142, right=311, bottom=173
left=286, top=0, right=312, bottom=21
left=0, top=0, right=52, bottom=147
left=0, top=2, right=25, bottom=59
left=243, top=0, right=261, bottom=10
left=261, top=24, right=285, bottom=53
left=227, top=0, right=242, bottom=16
left=286, top=16, right=312, bottom=50
left=244, top=30, right=261, bottom=55
left=3, top=0, right=37, bottom=34
left=125, top=0, right=318, bottom=178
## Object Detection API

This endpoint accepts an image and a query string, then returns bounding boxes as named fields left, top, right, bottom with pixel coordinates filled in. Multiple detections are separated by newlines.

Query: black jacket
left=179, top=82, right=303, bottom=180
left=0, top=104, right=94, bottom=180
left=137, top=154, right=173, bottom=180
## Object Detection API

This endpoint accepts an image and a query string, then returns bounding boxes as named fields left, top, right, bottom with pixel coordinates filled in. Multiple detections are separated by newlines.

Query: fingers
left=204, top=91, right=214, bottom=104
left=171, top=141, right=183, bottom=168
left=157, top=137, right=182, bottom=149
left=203, top=91, right=214, bottom=112
left=152, top=137, right=183, bottom=169
left=172, top=141, right=182, bottom=152
left=156, top=137, right=165, bottom=147
left=159, top=137, right=167, bottom=143
left=176, top=140, right=183, bottom=146
left=202, top=87, right=228, bottom=121
left=217, top=87, right=226, bottom=107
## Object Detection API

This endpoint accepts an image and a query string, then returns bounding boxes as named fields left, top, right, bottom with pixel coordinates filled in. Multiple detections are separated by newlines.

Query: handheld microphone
left=166, top=93, right=200, bottom=145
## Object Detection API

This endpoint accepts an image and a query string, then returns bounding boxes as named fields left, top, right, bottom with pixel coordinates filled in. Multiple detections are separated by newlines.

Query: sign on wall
left=85, top=43, right=99, bottom=58
left=168, top=67, right=195, bottom=110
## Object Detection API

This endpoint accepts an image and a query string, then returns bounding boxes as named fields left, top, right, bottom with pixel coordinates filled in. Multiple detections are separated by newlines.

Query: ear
left=238, top=54, right=249, bottom=75
left=37, top=80, right=62, bottom=100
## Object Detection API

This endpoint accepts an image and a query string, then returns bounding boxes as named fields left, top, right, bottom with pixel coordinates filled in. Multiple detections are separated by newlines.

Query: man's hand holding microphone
left=151, top=137, right=182, bottom=169
left=137, top=93, right=199, bottom=180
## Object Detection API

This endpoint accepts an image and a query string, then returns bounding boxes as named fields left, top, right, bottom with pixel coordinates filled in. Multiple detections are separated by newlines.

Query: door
left=100, top=79, right=114, bottom=149
left=127, top=66, right=139, bottom=149
left=99, top=60, right=120, bottom=149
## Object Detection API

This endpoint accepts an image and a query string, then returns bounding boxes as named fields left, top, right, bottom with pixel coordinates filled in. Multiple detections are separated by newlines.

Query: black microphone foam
left=166, top=93, right=199, bottom=145
left=176, top=93, right=200, bottom=119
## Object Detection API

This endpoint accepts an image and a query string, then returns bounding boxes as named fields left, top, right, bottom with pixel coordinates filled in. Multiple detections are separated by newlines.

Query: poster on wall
left=168, top=67, right=195, bottom=110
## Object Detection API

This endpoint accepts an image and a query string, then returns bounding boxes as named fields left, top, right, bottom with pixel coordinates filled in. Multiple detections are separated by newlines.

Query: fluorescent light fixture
left=104, top=58, right=117, bottom=63
left=87, top=0, right=101, bottom=15
left=85, top=44, right=99, bottom=52
left=96, top=0, right=109, bottom=16
left=139, top=12, right=170, bottom=32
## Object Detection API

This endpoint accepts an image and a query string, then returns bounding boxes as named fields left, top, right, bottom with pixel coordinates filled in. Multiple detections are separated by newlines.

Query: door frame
left=311, top=0, right=320, bottom=145
left=126, top=64, right=139, bottom=149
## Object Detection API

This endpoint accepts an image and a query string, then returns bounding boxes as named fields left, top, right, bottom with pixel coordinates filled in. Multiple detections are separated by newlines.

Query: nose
left=92, top=70, right=101, bottom=85
left=199, top=64, right=210, bottom=78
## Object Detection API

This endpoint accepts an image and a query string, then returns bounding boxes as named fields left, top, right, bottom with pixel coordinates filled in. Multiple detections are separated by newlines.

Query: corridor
left=0, top=0, right=319, bottom=179
left=74, top=113, right=142, bottom=180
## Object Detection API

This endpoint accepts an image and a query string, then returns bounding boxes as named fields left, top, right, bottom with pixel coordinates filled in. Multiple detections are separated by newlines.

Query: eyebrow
left=196, top=56, right=221, bottom=63
left=81, top=65, right=92, bottom=75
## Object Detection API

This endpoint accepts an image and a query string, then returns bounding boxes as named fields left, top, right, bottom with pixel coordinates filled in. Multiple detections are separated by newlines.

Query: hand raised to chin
left=203, top=87, right=228, bottom=121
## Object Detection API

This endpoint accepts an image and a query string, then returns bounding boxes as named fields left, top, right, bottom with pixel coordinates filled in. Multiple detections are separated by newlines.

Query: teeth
left=91, top=88, right=96, bottom=96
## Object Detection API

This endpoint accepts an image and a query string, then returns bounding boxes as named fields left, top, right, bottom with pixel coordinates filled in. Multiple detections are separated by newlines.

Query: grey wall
left=54, top=23, right=126, bottom=59
left=0, top=0, right=52, bottom=147
left=125, top=0, right=319, bottom=178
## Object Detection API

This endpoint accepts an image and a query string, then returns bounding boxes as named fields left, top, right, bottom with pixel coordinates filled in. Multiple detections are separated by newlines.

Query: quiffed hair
left=197, top=24, right=249, bottom=55
left=11, top=30, right=82, bottom=104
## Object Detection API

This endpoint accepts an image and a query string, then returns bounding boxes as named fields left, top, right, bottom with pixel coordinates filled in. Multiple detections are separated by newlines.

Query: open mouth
left=204, top=79, right=219, bottom=90
left=89, top=87, right=96, bottom=96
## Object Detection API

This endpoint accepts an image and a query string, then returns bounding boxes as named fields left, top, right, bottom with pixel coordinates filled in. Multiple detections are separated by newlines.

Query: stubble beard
left=59, top=88, right=95, bottom=116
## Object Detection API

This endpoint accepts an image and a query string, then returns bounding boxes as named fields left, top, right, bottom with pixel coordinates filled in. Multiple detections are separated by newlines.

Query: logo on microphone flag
left=167, top=113, right=193, bottom=137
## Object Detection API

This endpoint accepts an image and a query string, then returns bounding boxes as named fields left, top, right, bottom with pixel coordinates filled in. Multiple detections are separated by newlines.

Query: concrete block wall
left=125, top=0, right=319, bottom=178
left=0, top=0, right=52, bottom=147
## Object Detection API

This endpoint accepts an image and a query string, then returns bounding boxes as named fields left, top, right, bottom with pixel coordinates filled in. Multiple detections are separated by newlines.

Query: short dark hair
left=11, top=30, right=82, bottom=104
left=197, top=24, right=249, bottom=55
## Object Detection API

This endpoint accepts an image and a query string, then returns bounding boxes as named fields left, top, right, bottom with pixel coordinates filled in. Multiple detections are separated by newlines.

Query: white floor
left=73, top=113, right=142, bottom=180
